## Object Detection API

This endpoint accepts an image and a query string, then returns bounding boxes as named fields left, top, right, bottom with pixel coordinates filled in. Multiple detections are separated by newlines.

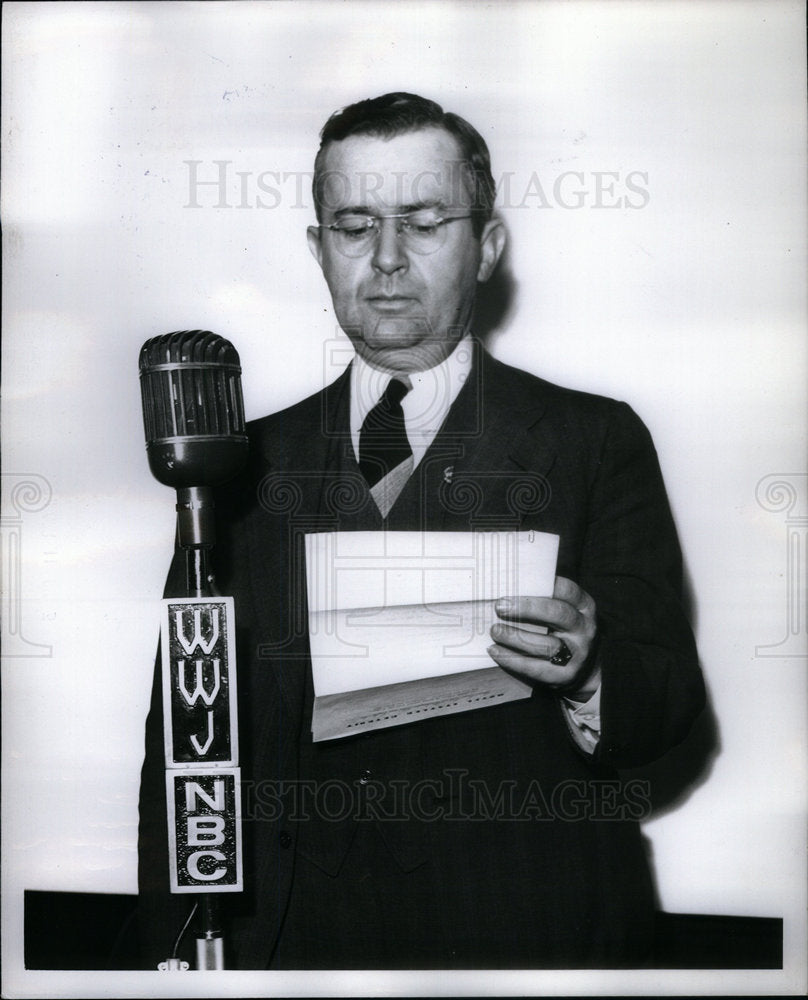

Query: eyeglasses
left=320, top=210, right=473, bottom=257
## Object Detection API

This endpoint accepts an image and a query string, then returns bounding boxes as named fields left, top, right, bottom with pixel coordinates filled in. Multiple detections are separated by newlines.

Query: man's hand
left=488, top=576, right=600, bottom=700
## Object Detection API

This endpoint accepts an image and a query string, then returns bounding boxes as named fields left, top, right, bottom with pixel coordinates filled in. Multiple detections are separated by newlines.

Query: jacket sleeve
left=579, top=401, right=705, bottom=768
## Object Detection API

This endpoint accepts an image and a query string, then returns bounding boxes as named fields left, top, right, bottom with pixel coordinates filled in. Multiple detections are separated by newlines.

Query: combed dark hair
left=312, top=92, right=495, bottom=238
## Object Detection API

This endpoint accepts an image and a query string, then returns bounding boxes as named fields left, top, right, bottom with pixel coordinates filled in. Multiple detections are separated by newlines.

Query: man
left=138, top=92, right=705, bottom=970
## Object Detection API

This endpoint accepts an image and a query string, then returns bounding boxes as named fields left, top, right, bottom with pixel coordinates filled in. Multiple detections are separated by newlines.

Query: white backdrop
left=2, top=1, right=806, bottom=996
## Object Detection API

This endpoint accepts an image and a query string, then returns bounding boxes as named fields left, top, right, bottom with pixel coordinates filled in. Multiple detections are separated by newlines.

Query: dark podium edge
left=23, top=890, right=783, bottom=971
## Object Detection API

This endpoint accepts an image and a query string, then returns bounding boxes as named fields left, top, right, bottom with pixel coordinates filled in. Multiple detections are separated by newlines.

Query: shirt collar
left=350, top=335, right=474, bottom=465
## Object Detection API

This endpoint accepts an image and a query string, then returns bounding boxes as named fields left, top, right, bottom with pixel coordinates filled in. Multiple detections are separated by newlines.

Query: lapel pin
left=443, top=466, right=454, bottom=483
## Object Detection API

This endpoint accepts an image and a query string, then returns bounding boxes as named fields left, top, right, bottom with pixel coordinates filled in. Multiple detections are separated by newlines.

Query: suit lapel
left=405, top=345, right=558, bottom=530
left=242, top=369, right=355, bottom=718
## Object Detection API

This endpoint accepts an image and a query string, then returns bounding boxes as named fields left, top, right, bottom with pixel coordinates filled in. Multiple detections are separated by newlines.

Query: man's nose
left=371, top=217, right=408, bottom=274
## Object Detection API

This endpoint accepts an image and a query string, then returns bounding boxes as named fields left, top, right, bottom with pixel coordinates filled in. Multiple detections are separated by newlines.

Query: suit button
left=279, top=830, right=292, bottom=849
left=358, top=769, right=372, bottom=785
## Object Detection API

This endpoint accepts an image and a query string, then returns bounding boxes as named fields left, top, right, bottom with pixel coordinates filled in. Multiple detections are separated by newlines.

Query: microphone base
left=196, top=935, right=225, bottom=970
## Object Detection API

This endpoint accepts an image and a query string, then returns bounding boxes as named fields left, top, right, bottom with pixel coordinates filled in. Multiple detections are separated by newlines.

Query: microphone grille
left=139, top=330, right=247, bottom=443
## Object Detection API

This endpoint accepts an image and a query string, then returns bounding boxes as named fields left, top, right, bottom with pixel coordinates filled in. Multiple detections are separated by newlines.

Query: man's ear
left=477, top=217, right=506, bottom=283
left=306, top=225, right=324, bottom=268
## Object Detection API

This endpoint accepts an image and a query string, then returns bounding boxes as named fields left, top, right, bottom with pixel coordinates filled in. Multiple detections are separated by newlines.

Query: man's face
left=307, top=127, right=504, bottom=372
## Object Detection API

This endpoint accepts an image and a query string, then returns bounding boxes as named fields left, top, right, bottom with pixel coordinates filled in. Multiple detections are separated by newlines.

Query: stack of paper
left=305, top=530, right=559, bottom=741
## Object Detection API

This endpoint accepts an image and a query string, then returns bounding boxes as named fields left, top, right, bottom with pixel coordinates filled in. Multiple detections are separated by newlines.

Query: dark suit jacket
left=138, top=344, right=705, bottom=970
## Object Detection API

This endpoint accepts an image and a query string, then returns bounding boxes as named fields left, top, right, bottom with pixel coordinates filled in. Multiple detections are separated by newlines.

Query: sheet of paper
left=305, top=530, right=559, bottom=741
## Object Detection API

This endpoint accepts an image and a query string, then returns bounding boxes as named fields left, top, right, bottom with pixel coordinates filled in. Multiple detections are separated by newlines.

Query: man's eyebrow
left=399, top=200, right=446, bottom=214
left=333, top=200, right=446, bottom=218
left=333, top=205, right=373, bottom=217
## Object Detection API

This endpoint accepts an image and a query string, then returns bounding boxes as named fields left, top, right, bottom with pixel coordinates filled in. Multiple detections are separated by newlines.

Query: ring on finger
left=550, top=639, right=573, bottom=666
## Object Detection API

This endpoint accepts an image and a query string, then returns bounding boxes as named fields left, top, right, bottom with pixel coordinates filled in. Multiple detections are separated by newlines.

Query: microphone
left=139, top=330, right=248, bottom=552
left=139, top=331, right=247, bottom=970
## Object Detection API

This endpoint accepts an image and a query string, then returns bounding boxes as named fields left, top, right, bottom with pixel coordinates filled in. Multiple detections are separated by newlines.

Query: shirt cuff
left=561, top=685, right=601, bottom=754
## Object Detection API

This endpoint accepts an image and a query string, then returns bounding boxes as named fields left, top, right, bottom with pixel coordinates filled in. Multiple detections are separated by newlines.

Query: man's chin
left=345, top=317, right=465, bottom=371
left=358, top=339, right=460, bottom=373
left=366, top=316, right=430, bottom=348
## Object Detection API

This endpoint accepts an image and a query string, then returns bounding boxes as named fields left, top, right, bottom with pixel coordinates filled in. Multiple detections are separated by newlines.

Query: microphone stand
left=177, top=484, right=225, bottom=971
left=140, top=330, right=247, bottom=973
